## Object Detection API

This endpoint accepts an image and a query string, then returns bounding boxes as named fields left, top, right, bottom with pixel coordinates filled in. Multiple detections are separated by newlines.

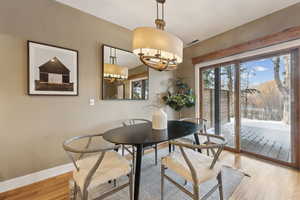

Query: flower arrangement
left=162, top=79, right=195, bottom=116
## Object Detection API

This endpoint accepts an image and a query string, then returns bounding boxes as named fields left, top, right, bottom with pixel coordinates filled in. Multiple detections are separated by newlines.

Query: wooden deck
left=219, top=119, right=291, bottom=162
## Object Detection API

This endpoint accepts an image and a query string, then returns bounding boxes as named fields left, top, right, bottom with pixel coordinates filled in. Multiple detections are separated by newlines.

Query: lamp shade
left=104, top=64, right=128, bottom=79
left=132, top=27, right=183, bottom=65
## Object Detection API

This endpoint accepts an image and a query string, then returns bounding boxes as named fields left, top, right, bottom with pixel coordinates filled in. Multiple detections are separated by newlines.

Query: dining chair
left=63, top=133, right=133, bottom=200
left=179, top=118, right=207, bottom=143
left=161, top=133, right=227, bottom=200
left=122, top=119, right=158, bottom=166
left=168, top=118, right=207, bottom=153
left=179, top=118, right=222, bottom=157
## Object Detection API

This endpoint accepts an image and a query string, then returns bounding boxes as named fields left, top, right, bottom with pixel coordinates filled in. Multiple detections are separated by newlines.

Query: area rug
left=78, top=148, right=248, bottom=200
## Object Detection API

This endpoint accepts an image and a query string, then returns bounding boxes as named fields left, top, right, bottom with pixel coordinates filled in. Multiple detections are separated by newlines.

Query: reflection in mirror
left=102, top=45, right=149, bottom=100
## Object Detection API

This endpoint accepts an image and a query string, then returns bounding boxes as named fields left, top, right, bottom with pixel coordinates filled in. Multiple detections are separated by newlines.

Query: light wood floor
left=0, top=150, right=299, bottom=200
left=0, top=172, right=72, bottom=200
left=221, top=153, right=300, bottom=200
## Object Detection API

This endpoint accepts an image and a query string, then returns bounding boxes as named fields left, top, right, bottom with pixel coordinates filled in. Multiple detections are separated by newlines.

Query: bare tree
left=272, top=55, right=290, bottom=124
left=240, top=65, right=260, bottom=118
left=222, top=66, right=234, bottom=118
left=203, top=69, right=215, bottom=88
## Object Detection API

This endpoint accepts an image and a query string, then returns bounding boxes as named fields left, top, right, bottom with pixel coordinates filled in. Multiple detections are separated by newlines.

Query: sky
left=240, top=54, right=289, bottom=87
left=204, top=54, right=290, bottom=89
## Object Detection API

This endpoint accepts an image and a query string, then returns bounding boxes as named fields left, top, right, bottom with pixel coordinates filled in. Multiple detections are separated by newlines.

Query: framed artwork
left=28, top=41, right=79, bottom=96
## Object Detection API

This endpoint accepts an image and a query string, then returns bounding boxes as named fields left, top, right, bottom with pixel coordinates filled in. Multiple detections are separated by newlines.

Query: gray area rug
left=81, top=148, right=247, bottom=200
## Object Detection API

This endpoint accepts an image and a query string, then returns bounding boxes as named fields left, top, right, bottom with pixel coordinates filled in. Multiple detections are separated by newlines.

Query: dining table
left=103, top=120, right=201, bottom=200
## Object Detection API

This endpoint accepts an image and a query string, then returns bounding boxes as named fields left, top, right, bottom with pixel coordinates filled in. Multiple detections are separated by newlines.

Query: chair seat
left=73, top=151, right=131, bottom=191
left=162, top=149, right=221, bottom=184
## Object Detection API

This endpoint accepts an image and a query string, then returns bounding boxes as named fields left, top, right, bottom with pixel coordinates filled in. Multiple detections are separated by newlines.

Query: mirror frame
left=101, top=44, right=149, bottom=100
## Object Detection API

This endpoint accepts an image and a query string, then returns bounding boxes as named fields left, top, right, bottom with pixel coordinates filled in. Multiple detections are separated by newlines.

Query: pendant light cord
left=162, top=2, right=164, bottom=21
left=110, top=47, right=113, bottom=64
left=156, top=1, right=165, bottom=20
left=157, top=1, right=159, bottom=19
left=109, top=47, right=117, bottom=64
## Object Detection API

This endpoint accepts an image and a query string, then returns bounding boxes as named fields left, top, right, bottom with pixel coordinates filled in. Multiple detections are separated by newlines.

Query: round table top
left=103, top=120, right=200, bottom=146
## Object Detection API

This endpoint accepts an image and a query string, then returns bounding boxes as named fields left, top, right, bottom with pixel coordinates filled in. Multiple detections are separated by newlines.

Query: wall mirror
left=102, top=45, right=149, bottom=100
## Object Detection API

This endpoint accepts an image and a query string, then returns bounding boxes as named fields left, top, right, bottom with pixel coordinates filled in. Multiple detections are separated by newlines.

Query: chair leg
left=217, top=172, right=224, bottom=200
left=184, top=179, right=187, bottom=186
left=82, top=189, right=88, bottom=200
left=72, top=181, right=77, bottom=200
left=132, top=146, right=135, bottom=173
left=122, top=145, right=125, bottom=156
left=161, top=165, right=165, bottom=200
left=129, top=170, right=133, bottom=200
left=193, top=183, right=200, bottom=200
left=78, top=190, right=83, bottom=200
left=154, top=144, right=158, bottom=165
left=169, top=143, right=172, bottom=153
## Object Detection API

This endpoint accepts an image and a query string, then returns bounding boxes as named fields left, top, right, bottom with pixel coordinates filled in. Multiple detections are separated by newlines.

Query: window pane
left=240, top=54, right=291, bottom=162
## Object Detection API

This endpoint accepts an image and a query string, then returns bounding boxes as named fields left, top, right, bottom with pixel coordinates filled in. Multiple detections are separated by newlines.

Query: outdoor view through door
left=202, top=64, right=236, bottom=149
left=201, top=52, right=293, bottom=164
left=240, top=54, right=291, bottom=162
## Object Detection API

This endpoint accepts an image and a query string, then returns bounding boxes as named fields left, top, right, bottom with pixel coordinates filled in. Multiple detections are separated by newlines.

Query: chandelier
left=104, top=47, right=128, bottom=83
left=132, top=0, right=183, bottom=71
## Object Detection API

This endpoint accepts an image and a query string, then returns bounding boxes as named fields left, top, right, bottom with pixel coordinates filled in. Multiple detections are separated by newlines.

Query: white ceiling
left=56, top=0, right=300, bottom=45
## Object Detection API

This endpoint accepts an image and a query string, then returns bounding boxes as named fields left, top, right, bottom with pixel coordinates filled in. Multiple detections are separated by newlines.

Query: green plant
left=162, top=79, right=195, bottom=112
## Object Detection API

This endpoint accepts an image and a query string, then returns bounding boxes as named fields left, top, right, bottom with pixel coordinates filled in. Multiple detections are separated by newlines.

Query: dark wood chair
left=179, top=117, right=208, bottom=143
left=122, top=119, right=158, bottom=168
left=169, top=118, right=208, bottom=153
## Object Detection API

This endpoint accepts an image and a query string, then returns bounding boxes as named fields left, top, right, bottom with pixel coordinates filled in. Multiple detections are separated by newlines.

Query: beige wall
left=177, top=3, right=300, bottom=117
left=0, top=0, right=176, bottom=180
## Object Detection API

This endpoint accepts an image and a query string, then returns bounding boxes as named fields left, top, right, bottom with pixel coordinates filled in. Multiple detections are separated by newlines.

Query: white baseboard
left=0, top=163, right=75, bottom=193
left=0, top=150, right=128, bottom=193
left=0, top=149, right=133, bottom=193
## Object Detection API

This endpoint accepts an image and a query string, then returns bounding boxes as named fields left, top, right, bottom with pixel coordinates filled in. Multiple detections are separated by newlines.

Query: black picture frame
left=28, top=41, right=79, bottom=96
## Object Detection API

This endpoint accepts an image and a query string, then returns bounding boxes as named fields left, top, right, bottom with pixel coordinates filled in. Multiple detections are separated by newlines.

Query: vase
left=152, top=108, right=168, bottom=130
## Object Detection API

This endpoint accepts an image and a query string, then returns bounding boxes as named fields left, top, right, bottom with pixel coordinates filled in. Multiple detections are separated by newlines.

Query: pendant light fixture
left=104, top=47, right=128, bottom=83
left=132, top=0, right=183, bottom=71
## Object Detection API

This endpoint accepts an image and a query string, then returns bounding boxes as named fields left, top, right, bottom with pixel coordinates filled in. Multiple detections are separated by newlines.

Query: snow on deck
left=208, top=118, right=291, bottom=162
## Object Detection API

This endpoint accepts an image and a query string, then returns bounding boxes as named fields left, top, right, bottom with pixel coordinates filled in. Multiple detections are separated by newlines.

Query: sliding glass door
left=200, top=50, right=298, bottom=165
left=201, top=64, right=237, bottom=149
left=239, top=54, right=292, bottom=162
